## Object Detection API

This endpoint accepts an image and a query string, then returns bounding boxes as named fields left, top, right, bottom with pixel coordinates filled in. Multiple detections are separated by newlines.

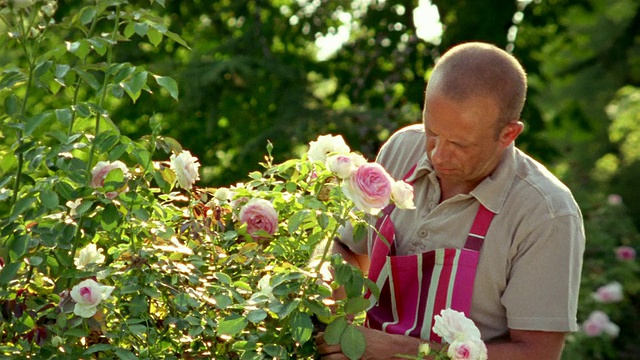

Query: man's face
left=423, top=92, right=510, bottom=189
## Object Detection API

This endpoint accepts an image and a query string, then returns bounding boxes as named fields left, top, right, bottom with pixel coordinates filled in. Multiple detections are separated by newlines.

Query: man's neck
left=438, top=180, right=480, bottom=202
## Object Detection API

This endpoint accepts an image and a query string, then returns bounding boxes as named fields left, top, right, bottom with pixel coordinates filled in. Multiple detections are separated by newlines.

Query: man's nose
left=430, top=139, right=450, bottom=164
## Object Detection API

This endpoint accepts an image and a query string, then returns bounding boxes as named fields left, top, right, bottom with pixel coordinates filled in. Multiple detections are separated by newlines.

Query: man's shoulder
left=376, top=124, right=425, bottom=177
left=511, top=149, right=581, bottom=219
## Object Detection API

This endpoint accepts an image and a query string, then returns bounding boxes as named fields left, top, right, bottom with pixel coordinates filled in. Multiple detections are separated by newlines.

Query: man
left=316, top=42, right=585, bottom=359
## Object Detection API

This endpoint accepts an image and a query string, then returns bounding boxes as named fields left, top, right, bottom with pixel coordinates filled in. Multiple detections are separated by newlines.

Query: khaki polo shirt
left=342, top=124, right=585, bottom=341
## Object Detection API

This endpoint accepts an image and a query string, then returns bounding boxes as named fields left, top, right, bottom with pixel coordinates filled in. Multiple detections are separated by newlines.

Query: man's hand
left=315, top=326, right=422, bottom=360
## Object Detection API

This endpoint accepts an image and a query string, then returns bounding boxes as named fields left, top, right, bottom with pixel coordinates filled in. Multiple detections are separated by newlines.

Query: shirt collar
left=404, top=144, right=517, bottom=214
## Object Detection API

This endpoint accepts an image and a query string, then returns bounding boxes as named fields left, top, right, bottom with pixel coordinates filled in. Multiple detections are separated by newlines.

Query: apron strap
left=463, top=204, right=495, bottom=251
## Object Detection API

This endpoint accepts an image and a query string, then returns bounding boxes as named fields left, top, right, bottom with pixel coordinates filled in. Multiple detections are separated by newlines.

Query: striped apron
left=364, top=165, right=495, bottom=343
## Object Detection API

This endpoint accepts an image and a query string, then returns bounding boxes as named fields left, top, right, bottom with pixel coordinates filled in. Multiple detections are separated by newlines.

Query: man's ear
left=499, top=121, right=524, bottom=148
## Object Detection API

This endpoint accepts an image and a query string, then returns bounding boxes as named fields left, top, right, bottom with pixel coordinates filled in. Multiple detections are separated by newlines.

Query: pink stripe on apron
left=365, top=164, right=495, bottom=342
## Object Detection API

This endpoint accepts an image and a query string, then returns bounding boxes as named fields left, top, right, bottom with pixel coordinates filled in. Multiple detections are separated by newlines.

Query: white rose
left=326, top=153, right=367, bottom=179
left=74, top=244, right=105, bottom=269
left=391, top=180, right=415, bottom=209
left=432, top=308, right=482, bottom=344
left=70, top=279, right=114, bottom=318
left=170, top=150, right=201, bottom=191
left=307, top=134, right=350, bottom=163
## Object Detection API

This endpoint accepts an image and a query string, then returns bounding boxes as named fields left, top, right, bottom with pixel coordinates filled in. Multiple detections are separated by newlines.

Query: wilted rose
left=74, top=244, right=105, bottom=269
left=447, top=338, right=487, bottom=360
left=326, top=153, right=367, bottom=179
left=591, top=281, right=624, bottom=303
left=170, top=150, right=200, bottom=191
left=342, top=163, right=393, bottom=215
left=239, top=198, right=278, bottom=238
left=307, top=134, right=350, bottom=163
left=90, top=161, right=130, bottom=198
left=615, top=246, right=636, bottom=261
left=70, top=279, right=114, bottom=318
left=391, top=180, right=415, bottom=210
left=582, top=310, right=620, bottom=337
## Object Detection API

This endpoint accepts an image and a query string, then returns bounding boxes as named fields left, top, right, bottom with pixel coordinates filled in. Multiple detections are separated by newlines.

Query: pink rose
left=582, top=310, right=619, bottom=337
left=591, top=282, right=624, bottom=303
left=342, top=163, right=393, bottom=215
left=90, top=161, right=130, bottom=199
left=615, top=246, right=636, bottom=261
left=447, top=338, right=487, bottom=360
left=70, top=279, right=114, bottom=318
left=326, top=153, right=367, bottom=179
left=239, top=198, right=278, bottom=238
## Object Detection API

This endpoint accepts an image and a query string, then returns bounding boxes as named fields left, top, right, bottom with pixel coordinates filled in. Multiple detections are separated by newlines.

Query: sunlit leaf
left=217, top=316, right=248, bottom=336
left=324, top=316, right=347, bottom=345
left=290, top=311, right=314, bottom=344
left=340, top=325, right=366, bottom=360
left=154, top=75, right=178, bottom=101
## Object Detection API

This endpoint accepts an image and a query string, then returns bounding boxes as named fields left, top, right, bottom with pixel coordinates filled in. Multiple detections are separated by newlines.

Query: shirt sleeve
left=501, top=213, right=585, bottom=332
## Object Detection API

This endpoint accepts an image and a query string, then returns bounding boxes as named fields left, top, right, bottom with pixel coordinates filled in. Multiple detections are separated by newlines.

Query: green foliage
left=0, top=0, right=376, bottom=358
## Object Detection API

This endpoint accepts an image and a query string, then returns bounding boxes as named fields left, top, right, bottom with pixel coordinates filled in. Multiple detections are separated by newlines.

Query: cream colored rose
left=307, top=134, right=350, bottom=163
left=74, top=244, right=105, bottom=269
left=170, top=150, right=201, bottom=191
left=391, top=180, right=415, bottom=210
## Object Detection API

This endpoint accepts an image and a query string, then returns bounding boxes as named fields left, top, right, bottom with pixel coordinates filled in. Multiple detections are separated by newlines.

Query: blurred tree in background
left=2, top=0, right=640, bottom=358
left=28, top=0, right=639, bottom=228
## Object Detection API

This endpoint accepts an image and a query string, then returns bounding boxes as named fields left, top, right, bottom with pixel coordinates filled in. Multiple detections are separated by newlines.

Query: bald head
left=426, top=42, right=527, bottom=132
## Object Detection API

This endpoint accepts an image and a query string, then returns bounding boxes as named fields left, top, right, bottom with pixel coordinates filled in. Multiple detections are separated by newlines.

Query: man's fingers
left=315, top=332, right=343, bottom=357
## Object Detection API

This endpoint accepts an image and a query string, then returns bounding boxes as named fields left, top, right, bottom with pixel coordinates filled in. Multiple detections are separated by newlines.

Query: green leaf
left=344, top=272, right=364, bottom=298
left=123, top=71, right=148, bottom=102
left=344, top=296, right=370, bottom=315
left=246, top=309, right=267, bottom=323
left=164, top=30, right=191, bottom=49
left=10, top=235, right=29, bottom=260
left=324, top=316, right=348, bottom=345
left=55, top=64, right=71, bottom=79
left=217, top=316, right=248, bottom=336
left=134, top=22, right=149, bottom=36
left=341, top=325, right=366, bottom=360
left=154, top=75, right=179, bottom=101
left=84, top=344, right=114, bottom=355
left=115, top=348, right=137, bottom=360
left=147, top=26, right=162, bottom=47
left=4, top=94, right=19, bottom=116
left=79, top=7, right=97, bottom=25
left=214, top=272, right=232, bottom=284
left=55, top=108, right=73, bottom=126
left=39, top=189, right=59, bottom=209
left=11, top=197, right=36, bottom=218
left=25, top=111, right=53, bottom=136
left=264, top=344, right=288, bottom=359
left=75, top=69, right=101, bottom=90
left=66, top=40, right=91, bottom=59
left=0, top=261, right=22, bottom=285
left=124, top=22, right=135, bottom=38
left=290, top=311, right=314, bottom=344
